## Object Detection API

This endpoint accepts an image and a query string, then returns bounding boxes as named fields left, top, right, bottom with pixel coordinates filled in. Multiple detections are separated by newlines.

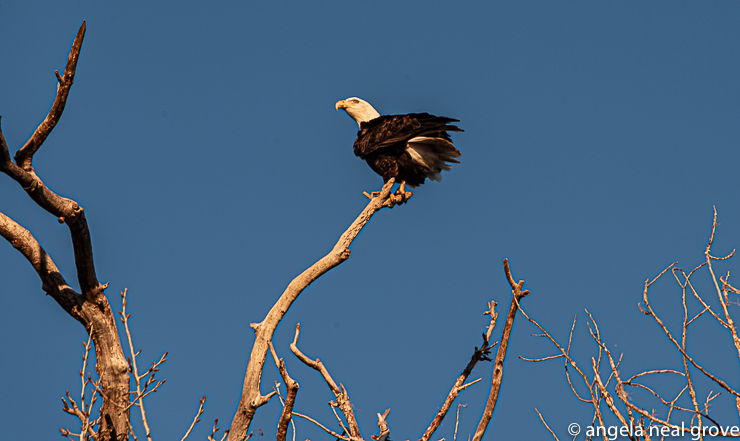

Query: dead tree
left=521, top=209, right=740, bottom=441
left=2, top=23, right=532, bottom=441
left=0, top=21, right=132, bottom=441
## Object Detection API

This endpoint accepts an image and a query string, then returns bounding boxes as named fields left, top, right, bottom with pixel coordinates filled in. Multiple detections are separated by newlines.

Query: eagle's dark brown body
left=353, top=113, right=463, bottom=188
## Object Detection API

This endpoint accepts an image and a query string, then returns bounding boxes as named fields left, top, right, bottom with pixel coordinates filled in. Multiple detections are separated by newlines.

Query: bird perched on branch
left=336, top=97, right=463, bottom=204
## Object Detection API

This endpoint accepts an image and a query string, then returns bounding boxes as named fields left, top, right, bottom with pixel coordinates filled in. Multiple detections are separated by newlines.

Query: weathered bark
left=0, top=22, right=131, bottom=440
left=227, top=180, right=398, bottom=441
left=290, top=323, right=361, bottom=439
left=472, top=259, right=530, bottom=441
left=268, top=342, right=299, bottom=441
left=419, top=303, right=496, bottom=441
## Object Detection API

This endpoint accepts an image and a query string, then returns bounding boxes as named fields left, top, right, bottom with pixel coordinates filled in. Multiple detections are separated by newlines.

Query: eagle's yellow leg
left=364, top=181, right=413, bottom=204
left=390, top=181, right=413, bottom=204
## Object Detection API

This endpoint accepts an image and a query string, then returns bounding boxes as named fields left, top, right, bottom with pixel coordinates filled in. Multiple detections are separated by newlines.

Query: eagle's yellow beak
left=335, top=100, right=349, bottom=111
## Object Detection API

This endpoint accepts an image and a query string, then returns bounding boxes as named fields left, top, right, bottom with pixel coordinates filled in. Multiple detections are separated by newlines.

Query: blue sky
left=2, top=1, right=740, bottom=440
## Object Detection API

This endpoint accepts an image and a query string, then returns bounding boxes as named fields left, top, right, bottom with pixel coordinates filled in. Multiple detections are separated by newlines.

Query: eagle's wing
left=353, top=113, right=462, bottom=158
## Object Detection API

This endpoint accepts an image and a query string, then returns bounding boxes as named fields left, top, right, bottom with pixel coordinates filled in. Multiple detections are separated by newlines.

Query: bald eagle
left=336, top=97, right=463, bottom=203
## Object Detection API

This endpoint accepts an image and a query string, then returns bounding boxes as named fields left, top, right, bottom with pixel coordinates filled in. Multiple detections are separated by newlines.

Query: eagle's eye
left=350, top=99, right=359, bottom=104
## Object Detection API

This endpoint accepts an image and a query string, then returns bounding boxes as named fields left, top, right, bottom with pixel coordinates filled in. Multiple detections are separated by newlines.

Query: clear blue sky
left=2, top=1, right=740, bottom=440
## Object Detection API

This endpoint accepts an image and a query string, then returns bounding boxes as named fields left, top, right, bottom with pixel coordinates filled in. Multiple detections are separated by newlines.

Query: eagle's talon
left=390, top=181, right=413, bottom=205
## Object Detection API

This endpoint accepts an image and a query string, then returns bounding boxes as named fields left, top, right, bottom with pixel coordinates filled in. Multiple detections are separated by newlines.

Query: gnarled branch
left=227, top=179, right=399, bottom=440
left=290, top=323, right=361, bottom=439
left=15, top=22, right=86, bottom=170
left=0, top=22, right=131, bottom=440
left=269, top=342, right=299, bottom=441
left=419, top=302, right=497, bottom=441
left=472, top=258, right=530, bottom=441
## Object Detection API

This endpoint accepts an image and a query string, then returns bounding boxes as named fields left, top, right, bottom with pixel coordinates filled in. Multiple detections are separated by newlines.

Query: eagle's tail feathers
left=406, top=136, right=462, bottom=183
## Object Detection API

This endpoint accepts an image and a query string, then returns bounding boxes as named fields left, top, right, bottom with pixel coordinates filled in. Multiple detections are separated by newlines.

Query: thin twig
left=534, top=408, right=560, bottom=441
left=292, top=412, right=349, bottom=440
left=120, top=289, right=167, bottom=441
left=454, top=404, right=466, bottom=441
left=181, top=395, right=206, bottom=441
left=290, top=323, right=361, bottom=438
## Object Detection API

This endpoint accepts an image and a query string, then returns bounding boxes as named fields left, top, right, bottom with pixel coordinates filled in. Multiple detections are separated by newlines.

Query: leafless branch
left=705, top=209, right=740, bottom=416
left=517, top=305, right=607, bottom=437
left=119, top=289, right=167, bottom=441
left=181, top=395, right=206, bottom=441
left=534, top=409, right=559, bottom=441
left=292, top=411, right=349, bottom=440
left=289, top=323, right=361, bottom=439
left=643, top=263, right=740, bottom=400
left=14, top=23, right=86, bottom=170
left=272, top=383, right=297, bottom=441
left=472, top=258, right=530, bottom=441
left=207, top=418, right=232, bottom=441
left=519, top=354, right=564, bottom=362
left=453, top=405, right=466, bottom=441
left=420, top=302, right=496, bottom=441
left=60, top=330, right=101, bottom=441
left=269, top=342, right=299, bottom=441
left=227, top=179, right=400, bottom=440
left=0, top=22, right=132, bottom=439
left=527, top=210, right=740, bottom=439
left=372, top=408, right=391, bottom=441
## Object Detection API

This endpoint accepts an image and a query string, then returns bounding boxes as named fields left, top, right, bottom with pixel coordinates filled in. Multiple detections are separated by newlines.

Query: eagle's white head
left=335, top=97, right=381, bottom=128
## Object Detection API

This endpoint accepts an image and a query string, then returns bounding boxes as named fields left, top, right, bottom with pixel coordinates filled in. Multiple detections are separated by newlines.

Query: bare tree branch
left=419, top=302, right=496, bottom=441
left=0, top=211, right=82, bottom=315
left=372, top=409, right=391, bottom=441
left=0, top=24, right=98, bottom=296
left=534, top=408, right=559, bottom=441
left=0, top=22, right=131, bottom=440
left=208, top=419, right=231, bottom=441
left=181, top=396, right=206, bottom=441
left=643, top=266, right=740, bottom=400
left=227, top=179, right=399, bottom=440
left=292, top=412, right=349, bottom=440
left=15, top=22, right=86, bottom=170
left=453, top=405, right=465, bottom=441
left=472, top=258, right=529, bottom=441
left=269, top=342, right=299, bottom=441
left=120, top=289, right=167, bottom=440
left=289, top=323, right=361, bottom=439
left=524, top=212, right=740, bottom=439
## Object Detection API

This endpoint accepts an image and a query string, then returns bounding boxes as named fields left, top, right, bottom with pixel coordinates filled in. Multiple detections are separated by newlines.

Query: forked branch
left=120, top=289, right=168, bottom=441
left=0, top=22, right=131, bottom=440
left=181, top=396, right=206, bottom=441
left=227, top=179, right=399, bottom=440
left=269, top=342, right=299, bottom=441
left=290, top=323, right=361, bottom=439
left=525, top=212, right=740, bottom=439
left=15, top=22, right=86, bottom=170
left=471, top=258, right=530, bottom=441
left=419, top=301, right=497, bottom=441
